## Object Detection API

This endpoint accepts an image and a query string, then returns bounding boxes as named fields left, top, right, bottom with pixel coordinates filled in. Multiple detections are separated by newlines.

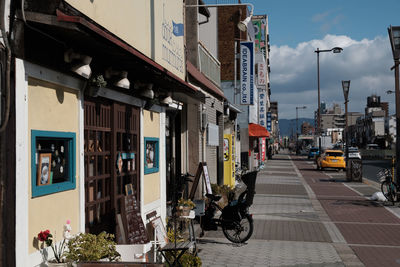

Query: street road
left=362, top=159, right=392, bottom=183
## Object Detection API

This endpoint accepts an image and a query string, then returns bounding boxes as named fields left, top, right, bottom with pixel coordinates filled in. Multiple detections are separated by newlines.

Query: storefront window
left=31, top=130, right=76, bottom=197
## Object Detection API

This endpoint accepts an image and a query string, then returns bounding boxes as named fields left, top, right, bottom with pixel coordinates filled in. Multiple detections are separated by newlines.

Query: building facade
left=1, top=1, right=213, bottom=265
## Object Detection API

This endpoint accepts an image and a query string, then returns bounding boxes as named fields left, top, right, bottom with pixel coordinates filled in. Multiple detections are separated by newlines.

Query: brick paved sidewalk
left=197, top=152, right=400, bottom=266
left=293, top=155, right=400, bottom=267
left=197, top=153, right=351, bottom=266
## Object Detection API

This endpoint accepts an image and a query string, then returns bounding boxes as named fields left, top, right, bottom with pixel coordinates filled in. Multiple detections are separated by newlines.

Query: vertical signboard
left=260, top=137, right=266, bottom=161
left=259, top=90, right=267, bottom=127
left=240, top=42, right=255, bottom=105
left=252, top=15, right=267, bottom=58
left=223, top=134, right=235, bottom=186
left=267, top=112, right=272, bottom=132
left=257, top=62, right=266, bottom=86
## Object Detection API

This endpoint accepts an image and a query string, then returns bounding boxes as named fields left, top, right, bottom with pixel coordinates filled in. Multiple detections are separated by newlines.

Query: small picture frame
left=125, top=183, right=134, bottom=196
left=37, top=153, right=52, bottom=186
left=144, top=138, right=159, bottom=174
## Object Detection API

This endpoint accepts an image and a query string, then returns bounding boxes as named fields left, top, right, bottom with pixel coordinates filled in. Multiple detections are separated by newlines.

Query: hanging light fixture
left=237, top=14, right=253, bottom=32
left=161, top=95, right=173, bottom=105
left=140, top=83, right=154, bottom=99
left=185, top=3, right=254, bottom=32
left=105, top=68, right=130, bottom=89
left=64, top=49, right=92, bottom=79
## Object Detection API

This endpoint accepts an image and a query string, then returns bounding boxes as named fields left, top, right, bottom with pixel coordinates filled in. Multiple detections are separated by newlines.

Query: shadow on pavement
left=197, top=239, right=247, bottom=247
left=319, top=178, right=348, bottom=183
left=330, top=199, right=384, bottom=208
left=298, top=167, right=319, bottom=171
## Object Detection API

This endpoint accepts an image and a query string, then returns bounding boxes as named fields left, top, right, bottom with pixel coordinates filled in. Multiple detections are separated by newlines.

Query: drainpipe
left=0, top=0, right=11, bottom=133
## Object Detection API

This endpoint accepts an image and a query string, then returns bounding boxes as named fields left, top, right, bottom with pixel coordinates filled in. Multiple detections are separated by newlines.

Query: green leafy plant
left=65, top=232, right=120, bottom=262
left=211, top=184, right=235, bottom=202
left=90, top=74, right=107, bottom=88
left=165, top=251, right=202, bottom=267
left=167, top=227, right=184, bottom=243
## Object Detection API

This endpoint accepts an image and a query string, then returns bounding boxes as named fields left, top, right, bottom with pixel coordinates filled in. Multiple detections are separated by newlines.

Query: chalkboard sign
left=121, top=194, right=149, bottom=244
left=189, top=162, right=212, bottom=200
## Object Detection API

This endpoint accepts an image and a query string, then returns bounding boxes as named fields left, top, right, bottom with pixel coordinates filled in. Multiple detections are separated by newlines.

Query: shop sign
left=267, top=112, right=272, bottom=132
left=259, top=90, right=267, bottom=127
left=261, top=138, right=266, bottom=161
left=240, top=41, right=255, bottom=105
left=257, top=62, right=266, bottom=86
left=252, top=15, right=267, bottom=57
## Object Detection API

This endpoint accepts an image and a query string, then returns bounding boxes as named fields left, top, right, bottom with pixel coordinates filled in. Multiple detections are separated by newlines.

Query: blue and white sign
left=267, top=112, right=272, bottom=132
left=259, top=90, right=267, bottom=127
left=240, top=42, right=255, bottom=105
left=172, top=21, right=184, bottom=36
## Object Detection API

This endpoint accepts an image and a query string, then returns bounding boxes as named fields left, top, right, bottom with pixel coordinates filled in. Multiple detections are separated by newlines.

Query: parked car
left=366, top=144, right=379, bottom=150
left=346, top=147, right=361, bottom=160
left=308, top=147, right=320, bottom=159
left=316, top=150, right=346, bottom=170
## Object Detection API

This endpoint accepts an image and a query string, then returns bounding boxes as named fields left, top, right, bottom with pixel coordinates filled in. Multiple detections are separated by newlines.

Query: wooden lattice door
left=84, top=98, right=140, bottom=235
left=113, top=103, right=140, bottom=216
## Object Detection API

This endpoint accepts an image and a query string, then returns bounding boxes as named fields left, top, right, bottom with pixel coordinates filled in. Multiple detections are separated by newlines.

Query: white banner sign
left=257, top=62, right=266, bottom=86
left=259, top=90, right=267, bottom=127
left=240, top=42, right=255, bottom=105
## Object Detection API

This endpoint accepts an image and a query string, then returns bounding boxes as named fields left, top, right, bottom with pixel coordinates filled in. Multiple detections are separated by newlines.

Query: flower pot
left=47, top=261, right=72, bottom=267
left=180, top=206, right=191, bottom=216
left=177, top=206, right=191, bottom=216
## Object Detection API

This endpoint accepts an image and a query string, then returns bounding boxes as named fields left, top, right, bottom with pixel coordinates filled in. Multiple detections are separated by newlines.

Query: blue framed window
left=31, top=130, right=76, bottom=197
left=144, top=137, right=159, bottom=174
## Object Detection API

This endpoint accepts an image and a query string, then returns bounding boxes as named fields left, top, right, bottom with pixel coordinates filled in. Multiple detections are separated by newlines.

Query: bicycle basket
left=377, top=169, right=392, bottom=183
left=241, top=171, right=258, bottom=191
left=240, top=171, right=258, bottom=206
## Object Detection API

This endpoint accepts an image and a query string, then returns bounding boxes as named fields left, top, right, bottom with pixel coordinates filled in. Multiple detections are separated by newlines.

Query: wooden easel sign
left=189, top=162, right=212, bottom=199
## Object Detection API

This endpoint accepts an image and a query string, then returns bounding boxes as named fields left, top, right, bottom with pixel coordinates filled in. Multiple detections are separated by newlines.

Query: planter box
left=77, top=263, right=163, bottom=267
left=115, top=243, right=152, bottom=262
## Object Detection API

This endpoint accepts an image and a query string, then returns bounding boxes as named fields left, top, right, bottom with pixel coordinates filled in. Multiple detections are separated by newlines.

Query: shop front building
left=3, top=0, right=203, bottom=265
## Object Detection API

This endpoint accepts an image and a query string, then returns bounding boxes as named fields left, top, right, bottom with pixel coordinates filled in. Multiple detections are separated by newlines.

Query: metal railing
left=198, top=42, right=221, bottom=87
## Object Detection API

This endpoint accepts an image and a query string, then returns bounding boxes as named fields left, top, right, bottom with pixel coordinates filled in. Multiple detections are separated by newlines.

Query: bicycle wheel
left=222, top=214, right=253, bottom=243
left=381, top=181, right=397, bottom=205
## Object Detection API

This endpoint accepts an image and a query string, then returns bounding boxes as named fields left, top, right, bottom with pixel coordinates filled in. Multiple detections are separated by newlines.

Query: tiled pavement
left=197, top=152, right=400, bottom=266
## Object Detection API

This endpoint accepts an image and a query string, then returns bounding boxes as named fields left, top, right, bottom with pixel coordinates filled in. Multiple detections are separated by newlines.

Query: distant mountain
left=279, top=118, right=315, bottom=137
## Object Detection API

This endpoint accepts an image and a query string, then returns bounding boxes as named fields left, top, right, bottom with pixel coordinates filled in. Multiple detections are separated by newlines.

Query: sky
left=242, top=0, right=400, bottom=119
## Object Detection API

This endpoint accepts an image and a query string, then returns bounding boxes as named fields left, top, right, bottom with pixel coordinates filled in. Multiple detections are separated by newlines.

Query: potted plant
left=64, top=232, right=121, bottom=262
left=211, top=183, right=235, bottom=207
left=177, top=198, right=196, bottom=216
left=88, top=74, right=107, bottom=97
left=37, top=220, right=73, bottom=266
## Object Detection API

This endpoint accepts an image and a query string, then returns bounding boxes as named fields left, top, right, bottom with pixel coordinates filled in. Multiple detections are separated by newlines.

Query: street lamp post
left=315, top=47, right=343, bottom=152
left=296, top=106, right=307, bottom=140
left=388, top=25, right=400, bottom=185
left=342, top=80, right=351, bottom=178
left=296, top=106, right=307, bottom=153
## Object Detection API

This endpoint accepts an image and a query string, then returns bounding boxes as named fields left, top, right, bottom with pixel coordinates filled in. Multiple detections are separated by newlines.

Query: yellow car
left=316, top=150, right=346, bottom=170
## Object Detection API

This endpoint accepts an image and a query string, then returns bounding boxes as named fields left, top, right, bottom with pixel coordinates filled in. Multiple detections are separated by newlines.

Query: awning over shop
left=248, top=123, right=270, bottom=137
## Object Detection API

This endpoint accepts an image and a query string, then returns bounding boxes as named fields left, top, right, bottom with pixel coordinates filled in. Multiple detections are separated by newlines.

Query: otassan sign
left=240, top=42, right=255, bottom=105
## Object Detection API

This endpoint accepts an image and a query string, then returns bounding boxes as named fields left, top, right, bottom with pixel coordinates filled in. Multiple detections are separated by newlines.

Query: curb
left=362, top=177, right=381, bottom=190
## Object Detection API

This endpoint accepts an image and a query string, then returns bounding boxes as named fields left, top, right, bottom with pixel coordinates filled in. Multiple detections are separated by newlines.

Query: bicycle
left=378, top=168, right=399, bottom=205
left=200, top=170, right=258, bottom=243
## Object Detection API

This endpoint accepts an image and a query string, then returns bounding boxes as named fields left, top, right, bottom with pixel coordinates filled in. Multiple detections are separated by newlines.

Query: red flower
left=38, top=230, right=50, bottom=242
left=38, top=230, right=53, bottom=247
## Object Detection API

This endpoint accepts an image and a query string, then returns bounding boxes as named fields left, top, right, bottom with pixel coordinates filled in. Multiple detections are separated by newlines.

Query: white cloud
left=270, top=34, right=395, bottom=119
